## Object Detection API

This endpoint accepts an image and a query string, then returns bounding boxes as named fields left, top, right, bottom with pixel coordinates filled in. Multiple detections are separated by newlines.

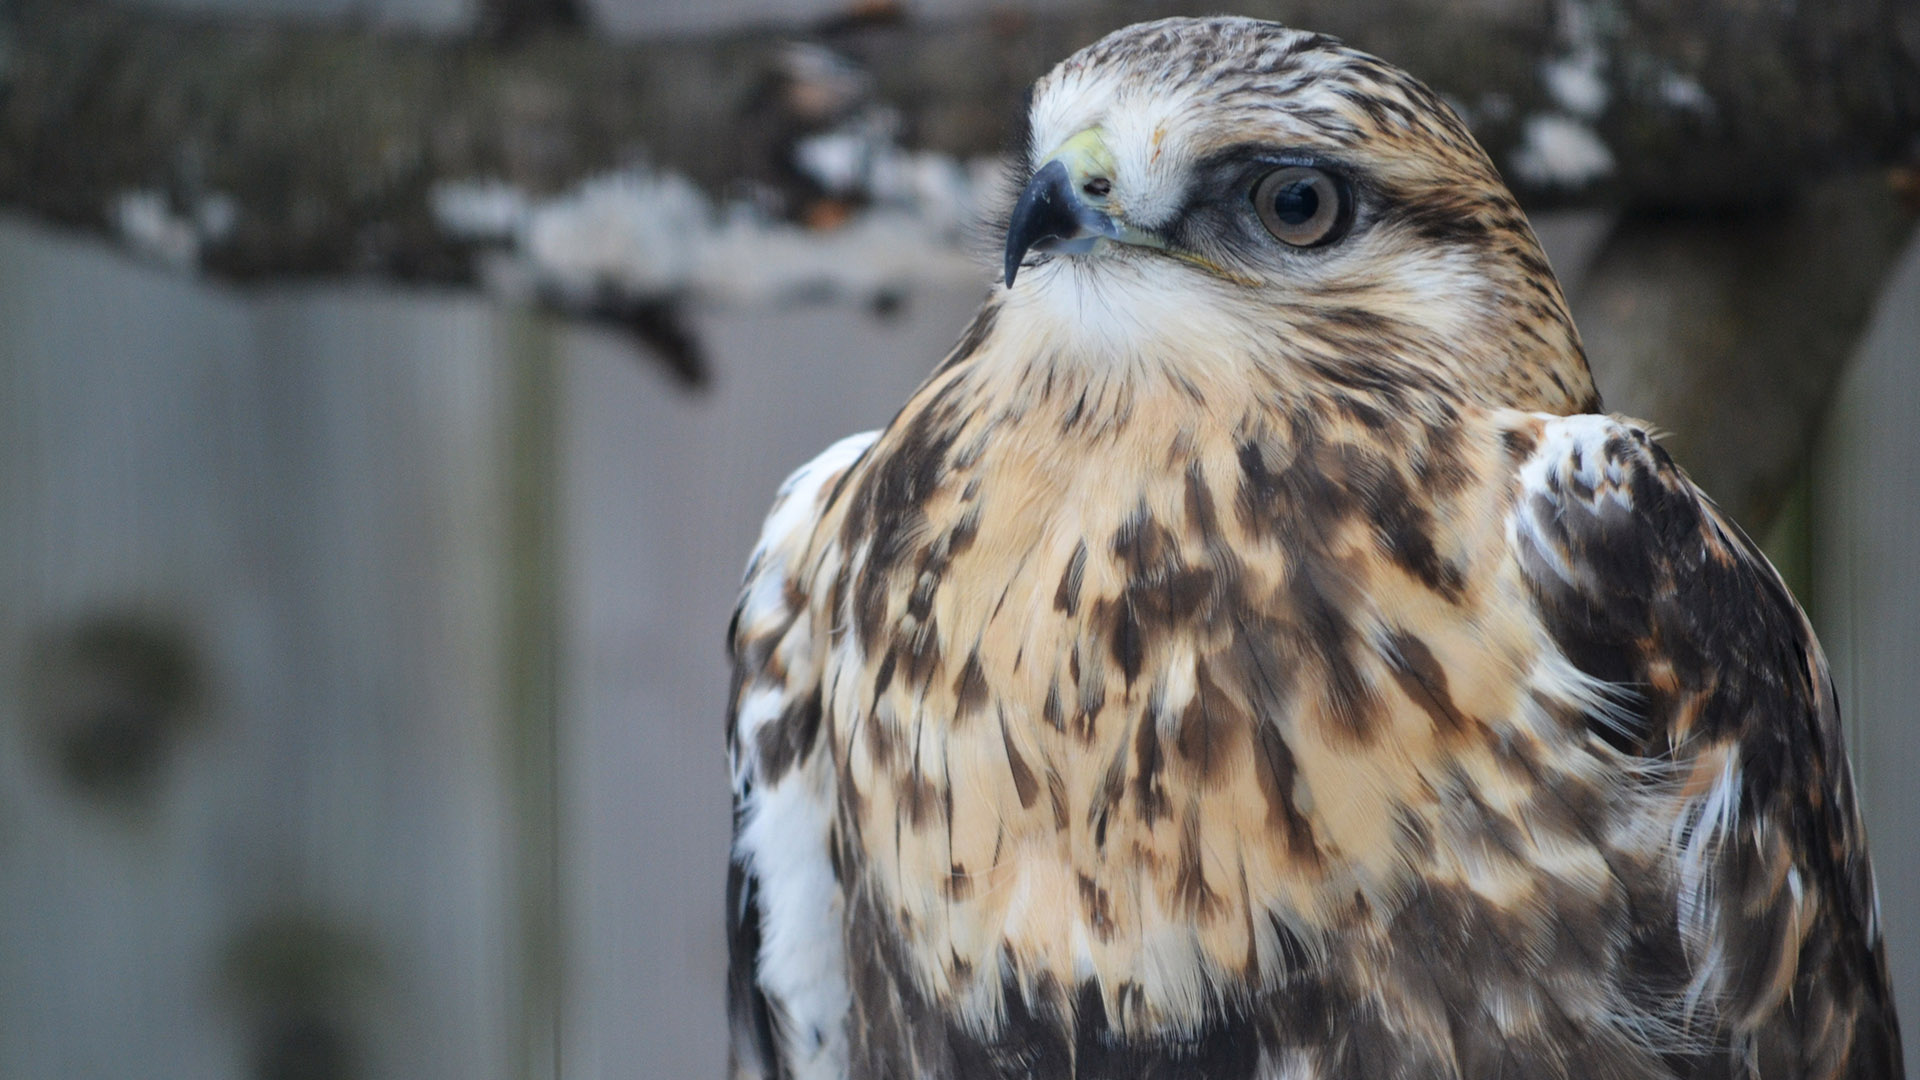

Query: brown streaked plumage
left=725, top=17, right=1903, bottom=1080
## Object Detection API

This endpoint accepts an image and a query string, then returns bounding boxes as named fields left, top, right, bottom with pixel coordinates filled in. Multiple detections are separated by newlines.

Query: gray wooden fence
left=0, top=218, right=542, bottom=1080
left=1816, top=235, right=1920, bottom=1056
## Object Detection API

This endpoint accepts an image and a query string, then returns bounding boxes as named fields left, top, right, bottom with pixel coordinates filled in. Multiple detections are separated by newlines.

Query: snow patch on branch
left=1542, top=0, right=1613, bottom=118
left=431, top=155, right=997, bottom=313
left=1510, top=115, right=1616, bottom=188
left=1656, top=70, right=1715, bottom=116
left=1542, top=49, right=1609, bottom=118
left=426, top=39, right=1007, bottom=316
left=430, top=179, right=529, bottom=242
left=523, top=171, right=710, bottom=301
left=111, top=189, right=238, bottom=270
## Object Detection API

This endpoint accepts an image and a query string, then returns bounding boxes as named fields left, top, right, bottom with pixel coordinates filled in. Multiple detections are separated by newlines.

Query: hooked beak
left=1003, top=128, right=1162, bottom=286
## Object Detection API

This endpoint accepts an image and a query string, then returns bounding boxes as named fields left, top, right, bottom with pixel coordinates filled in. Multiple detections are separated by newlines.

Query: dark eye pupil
left=1272, top=182, right=1318, bottom=225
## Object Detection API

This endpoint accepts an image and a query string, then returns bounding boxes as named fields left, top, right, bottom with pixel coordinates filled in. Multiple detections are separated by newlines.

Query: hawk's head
left=999, top=16, right=1596, bottom=414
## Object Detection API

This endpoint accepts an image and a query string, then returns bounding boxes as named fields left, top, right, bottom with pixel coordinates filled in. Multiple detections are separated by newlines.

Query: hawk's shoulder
left=1508, top=411, right=1903, bottom=1078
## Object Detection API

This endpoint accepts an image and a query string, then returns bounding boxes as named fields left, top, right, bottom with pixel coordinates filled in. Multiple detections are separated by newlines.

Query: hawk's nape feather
left=722, top=15, right=1902, bottom=1080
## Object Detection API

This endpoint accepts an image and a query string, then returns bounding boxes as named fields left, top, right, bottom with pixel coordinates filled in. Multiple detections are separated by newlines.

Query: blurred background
left=0, top=0, right=1916, bottom=1077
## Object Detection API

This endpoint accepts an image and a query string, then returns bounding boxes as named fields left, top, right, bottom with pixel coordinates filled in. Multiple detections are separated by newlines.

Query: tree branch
left=6, top=0, right=1913, bottom=279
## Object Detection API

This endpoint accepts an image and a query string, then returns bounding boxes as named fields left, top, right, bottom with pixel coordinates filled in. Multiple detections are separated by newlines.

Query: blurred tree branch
left=1, top=0, right=1915, bottom=523
left=476, top=0, right=587, bottom=44
left=5, top=0, right=1913, bottom=276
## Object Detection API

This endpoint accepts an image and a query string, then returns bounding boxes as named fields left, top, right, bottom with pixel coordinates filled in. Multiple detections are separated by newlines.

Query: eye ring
left=1252, top=166, right=1351, bottom=248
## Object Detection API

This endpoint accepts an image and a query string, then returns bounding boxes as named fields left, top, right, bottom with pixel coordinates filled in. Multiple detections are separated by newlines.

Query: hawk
left=724, top=17, right=1904, bottom=1079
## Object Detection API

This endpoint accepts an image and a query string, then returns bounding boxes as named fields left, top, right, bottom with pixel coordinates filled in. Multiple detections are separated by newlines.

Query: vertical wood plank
left=1813, top=230, right=1920, bottom=1078
left=0, top=217, right=262, bottom=1080
left=504, top=307, right=563, bottom=1080
left=0, top=216, right=556, bottom=1080
left=558, top=290, right=985, bottom=1078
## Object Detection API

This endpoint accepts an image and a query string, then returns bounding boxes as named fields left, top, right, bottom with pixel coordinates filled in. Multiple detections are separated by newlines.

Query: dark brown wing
left=1513, top=414, right=1903, bottom=1079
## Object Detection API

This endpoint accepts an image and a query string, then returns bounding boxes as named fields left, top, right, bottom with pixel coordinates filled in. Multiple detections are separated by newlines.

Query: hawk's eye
left=1252, top=166, right=1349, bottom=248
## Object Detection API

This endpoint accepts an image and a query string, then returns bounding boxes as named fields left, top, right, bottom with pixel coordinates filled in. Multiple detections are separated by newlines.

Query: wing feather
left=726, top=432, right=877, bottom=1080
left=1513, top=414, right=1903, bottom=1078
